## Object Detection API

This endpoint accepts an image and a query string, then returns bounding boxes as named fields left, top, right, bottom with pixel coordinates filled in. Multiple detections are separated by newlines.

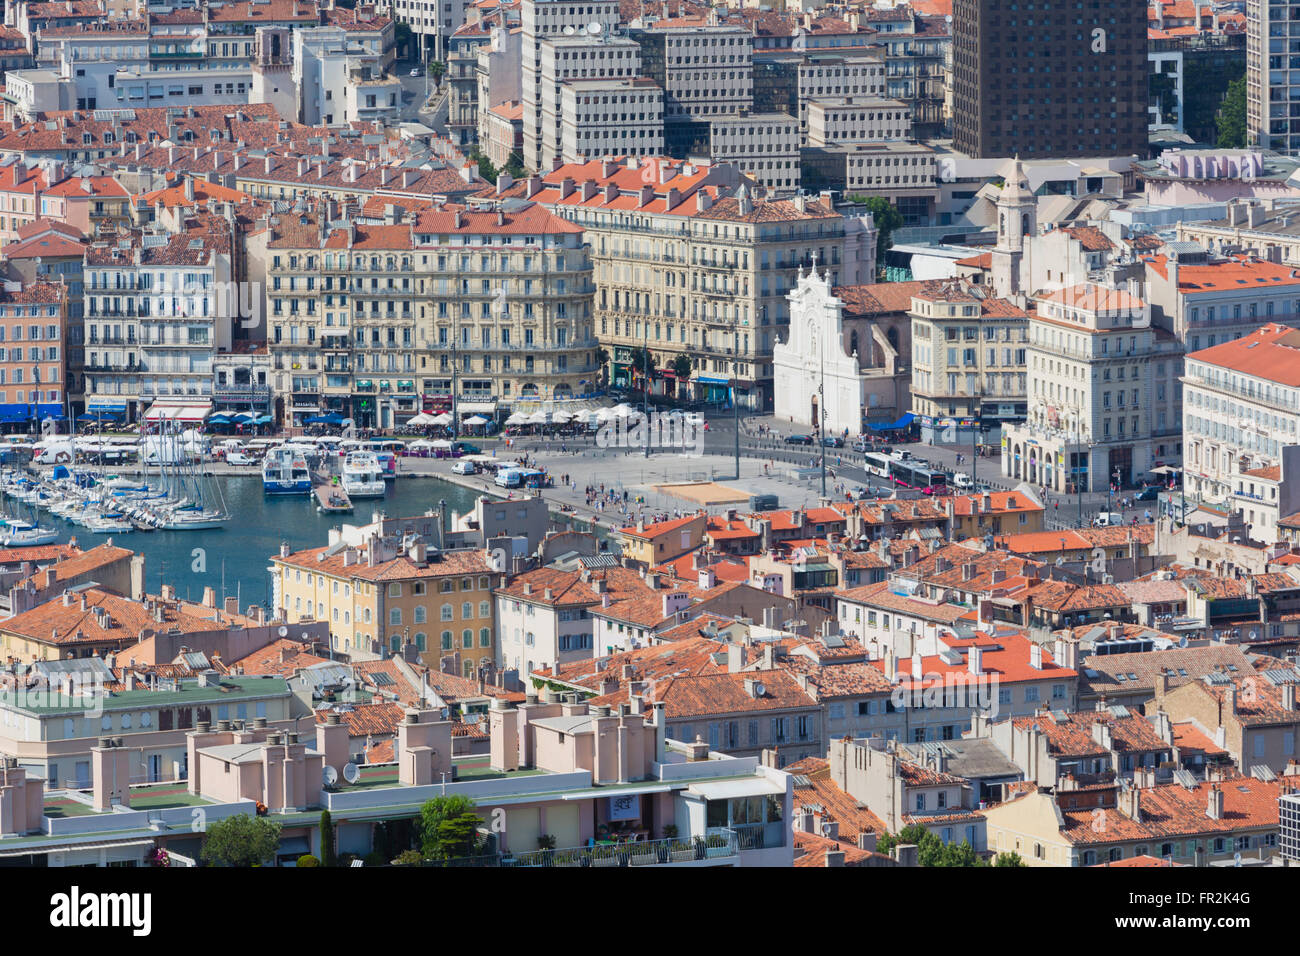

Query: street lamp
left=642, top=317, right=650, bottom=459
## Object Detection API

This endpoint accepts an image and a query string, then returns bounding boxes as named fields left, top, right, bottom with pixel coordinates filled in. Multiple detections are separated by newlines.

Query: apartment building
left=81, top=218, right=234, bottom=424
left=1247, top=0, right=1300, bottom=151
left=1177, top=201, right=1300, bottom=268
left=538, top=33, right=645, bottom=172
left=475, top=23, right=523, bottom=153
left=292, top=26, right=401, bottom=127
left=559, top=77, right=664, bottom=164
left=630, top=21, right=754, bottom=158
left=256, top=196, right=595, bottom=429
left=1145, top=247, right=1300, bottom=354
left=952, top=0, right=1148, bottom=158
left=1182, top=323, right=1300, bottom=504
left=907, top=278, right=1029, bottom=444
left=388, top=0, right=468, bottom=60
left=707, top=112, right=799, bottom=193
left=805, top=97, right=912, bottom=148
left=519, top=0, right=622, bottom=172
left=500, top=158, right=872, bottom=410
left=271, top=536, right=500, bottom=674
left=0, top=280, right=68, bottom=428
left=795, top=51, right=888, bottom=142
left=1002, top=283, right=1182, bottom=494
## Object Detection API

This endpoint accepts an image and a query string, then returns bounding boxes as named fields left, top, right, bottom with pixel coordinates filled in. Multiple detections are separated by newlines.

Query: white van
left=1093, top=512, right=1125, bottom=527
left=451, top=459, right=479, bottom=476
left=953, top=472, right=973, bottom=490
left=494, top=467, right=525, bottom=488
left=34, top=441, right=75, bottom=464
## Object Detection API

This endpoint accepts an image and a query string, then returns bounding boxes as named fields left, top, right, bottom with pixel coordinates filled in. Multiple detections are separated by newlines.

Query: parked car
left=1135, top=485, right=1160, bottom=501
left=409, top=68, right=422, bottom=77
left=822, top=436, right=845, bottom=448
left=453, top=442, right=482, bottom=455
left=784, top=434, right=814, bottom=445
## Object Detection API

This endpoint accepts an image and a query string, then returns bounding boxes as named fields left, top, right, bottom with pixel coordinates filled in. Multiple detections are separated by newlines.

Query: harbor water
left=4, top=476, right=487, bottom=610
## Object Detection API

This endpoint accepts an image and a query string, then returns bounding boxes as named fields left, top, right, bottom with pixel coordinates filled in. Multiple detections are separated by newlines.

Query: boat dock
left=314, top=483, right=353, bottom=513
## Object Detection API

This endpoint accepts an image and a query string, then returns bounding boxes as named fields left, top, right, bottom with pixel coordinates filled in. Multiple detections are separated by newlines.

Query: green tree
left=1217, top=75, right=1247, bottom=148
left=469, top=150, right=499, bottom=184
left=994, top=851, right=1027, bottom=867
left=429, top=60, right=445, bottom=85
left=504, top=152, right=527, bottom=180
left=845, top=196, right=903, bottom=273
left=419, top=795, right=482, bottom=860
left=320, top=810, right=336, bottom=867
left=876, top=825, right=986, bottom=867
left=394, top=23, right=413, bottom=59
left=628, top=346, right=657, bottom=391
left=670, top=354, right=693, bottom=383
left=201, top=814, right=283, bottom=868
left=296, top=854, right=321, bottom=868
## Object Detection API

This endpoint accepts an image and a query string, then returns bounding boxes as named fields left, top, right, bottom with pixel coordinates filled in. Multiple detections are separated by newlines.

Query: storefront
left=697, top=376, right=730, bottom=405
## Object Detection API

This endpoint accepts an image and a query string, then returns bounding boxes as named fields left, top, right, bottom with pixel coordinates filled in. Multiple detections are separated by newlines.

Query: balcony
left=417, top=830, right=740, bottom=867
left=214, top=384, right=271, bottom=401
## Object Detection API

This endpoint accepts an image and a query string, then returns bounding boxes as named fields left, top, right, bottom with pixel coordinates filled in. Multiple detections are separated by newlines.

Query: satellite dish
left=945, top=14, right=953, bottom=23
left=563, top=24, right=576, bottom=35
left=278, top=625, right=288, bottom=638
left=343, top=762, right=361, bottom=784
left=322, top=765, right=339, bottom=786
left=588, top=21, right=602, bottom=34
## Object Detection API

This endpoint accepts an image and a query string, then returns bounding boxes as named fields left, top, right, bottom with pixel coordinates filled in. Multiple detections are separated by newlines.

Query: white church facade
left=774, top=265, right=876, bottom=435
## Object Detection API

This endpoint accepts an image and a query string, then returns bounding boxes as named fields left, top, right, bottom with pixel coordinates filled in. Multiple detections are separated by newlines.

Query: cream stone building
left=257, top=196, right=597, bottom=428
left=499, top=159, right=877, bottom=410
left=908, top=279, right=1029, bottom=445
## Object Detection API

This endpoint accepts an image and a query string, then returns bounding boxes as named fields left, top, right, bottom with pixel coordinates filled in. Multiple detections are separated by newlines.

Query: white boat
left=86, top=515, right=132, bottom=534
left=262, top=447, right=312, bottom=494
left=0, top=519, right=59, bottom=547
left=341, top=452, right=386, bottom=498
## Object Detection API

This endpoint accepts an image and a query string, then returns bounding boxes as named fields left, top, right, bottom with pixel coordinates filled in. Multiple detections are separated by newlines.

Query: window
left=441, top=604, right=453, bottom=622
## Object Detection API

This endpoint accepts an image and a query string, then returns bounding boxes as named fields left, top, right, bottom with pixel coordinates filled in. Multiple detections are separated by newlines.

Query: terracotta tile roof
left=276, top=543, right=491, bottom=581
left=1196, top=670, right=1300, bottom=726
left=793, top=831, right=883, bottom=866
left=787, top=756, right=888, bottom=842
left=1060, top=225, right=1117, bottom=252
left=1062, top=774, right=1300, bottom=845
left=655, top=551, right=750, bottom=584
left=543, top=635, right=725, bottom=698
left=314, top=701, right=406, bottom=737
left=231, top=638, right=331, bottom=678
left=784, top=657, right=893, bottom=698
left=496, top=566, right=648, bottom=606
left=1091, top=854, right=1186, bottom=867
left=1170, top=720, right=1228, bottom=757
left=1010, top=710, right=1169, bottom=758
left=997, top=525, right=1154, bottom=554
left=615, top=513, right=702, bottom=540
left=833, top=280, right=931, bottom=316
left=423, top=668, right=525, bottom=704
left=652, top=669, right=818, bottom=718
left=837, top=579, right=970, bottom=624
left=1077, top=645, right=1257, bottom=698
left=896, top=758, right=967, bottom=787
left=651, top=613, right=745, bottom=644
left=364, top=739, right=395, bottom=763
left=895, top=540, right=1048, bottom=592
left=17, top=543, right=121, bottom=591
left=0, top=544, right=79, bottom=566
left=1251, top=572, right=1300, bottom=594
left=1020, top=579, right=1131, bottom=613
left=1, top=587, right=250, bottom=648
left=873, top=630, right=1076, bottom=689
left=355, top=659, right=426, bottom=706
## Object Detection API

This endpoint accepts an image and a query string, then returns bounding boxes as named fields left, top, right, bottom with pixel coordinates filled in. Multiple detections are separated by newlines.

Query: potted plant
left=630, top=840, right=656, bottom=866
left=670, top=839, right=696, bottom=863
left=705, top=833, right=730, bottom=858
left=553, top=849, right=582, bottom=867
left=591, top=844, right=619, bottom=867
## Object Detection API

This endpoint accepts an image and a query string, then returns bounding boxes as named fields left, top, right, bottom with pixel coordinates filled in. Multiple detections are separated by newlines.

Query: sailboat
left=147, top=422, right=231, bottom=531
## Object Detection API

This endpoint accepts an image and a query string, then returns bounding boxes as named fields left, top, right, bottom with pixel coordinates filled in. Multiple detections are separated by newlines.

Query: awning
left=867, top=412, right=917, bottom=431
left=145, top=401, right=212, bottom=423
left=458, top=401, right=498, bottom=413
left=0, top=836, right=156, bottom=858
left=561, top=784, right=673, bottom=801
left=88, top=400, right=128, bottom=411
left=686, top=778, right=785, bottom=800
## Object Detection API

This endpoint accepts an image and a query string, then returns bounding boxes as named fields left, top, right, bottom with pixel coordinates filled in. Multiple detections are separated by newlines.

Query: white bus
left=863, top=452, right=893, bottom=479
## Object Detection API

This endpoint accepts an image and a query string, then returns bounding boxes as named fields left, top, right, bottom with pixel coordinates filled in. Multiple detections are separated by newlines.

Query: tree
left=596, top=347, right=611, bottom=386
left=201, top=814, right=283, bottom=867
left=296, top=855, right=321, bottom=868
left=504, top=152, right=527, bottom=180
left=1217, top=75, right=1247, bottom=148
left=846, top=195, right=903, bottom=273
left=394, top=23, right=413, bottom=60
left=469, top=150, right=499, bottom=184
left=670, top=354, right=693, bottom=383
left=994, top=851, right=1027, bottom=867
left=628, top=346, right=657, bottom=391
left=875, top=825, right=985, bottom=867
left=429, top=60, right=445, bottom=85
left=320, top=810, right=336, bottom=867
left=419, top=795, right=481, bottom=860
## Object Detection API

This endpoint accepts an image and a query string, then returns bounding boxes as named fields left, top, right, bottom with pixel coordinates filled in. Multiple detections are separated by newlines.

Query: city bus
left=863, top=452, right=893, bottom=480
left=888, top=459, right=949, bottom=493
